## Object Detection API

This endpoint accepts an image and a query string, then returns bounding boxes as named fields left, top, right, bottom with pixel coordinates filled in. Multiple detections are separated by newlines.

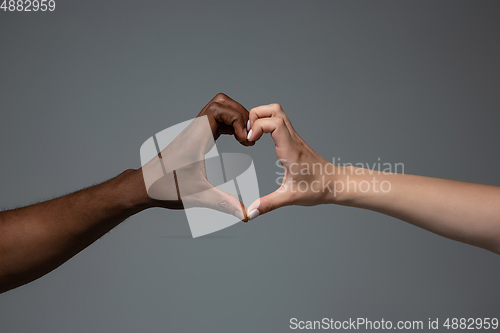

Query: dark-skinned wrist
left=114, top=169, right=158, bottom=214
left=117, top=168, right=184, bottom=212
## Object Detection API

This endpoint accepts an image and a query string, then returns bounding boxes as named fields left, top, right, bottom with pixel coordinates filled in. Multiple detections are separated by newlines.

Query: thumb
left=246, top=188, right=289, bottom=221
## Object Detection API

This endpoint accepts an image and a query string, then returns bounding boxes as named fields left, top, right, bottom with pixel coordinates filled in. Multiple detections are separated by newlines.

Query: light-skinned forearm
left=331, top=168, right=500, bottom=254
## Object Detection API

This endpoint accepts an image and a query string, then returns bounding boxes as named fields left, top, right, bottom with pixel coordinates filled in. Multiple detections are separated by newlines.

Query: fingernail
left=233, top=210, right=245, bottom=221
left=247, top=120, right=250, bottom=131
left=247, top=129, right=253, bottom=141
left=248, top=209, right=260, bottom=220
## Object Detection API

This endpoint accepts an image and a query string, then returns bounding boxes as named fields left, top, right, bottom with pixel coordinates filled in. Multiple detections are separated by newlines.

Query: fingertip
left=248, top=209, right=260, bottom=221
left=234, top=127, right=248, bottom=144
left=246, top=199, right=260, bottom=217
left=247, top=129, right=253, bottom=141
left=240, top=140, right=255, bottom=147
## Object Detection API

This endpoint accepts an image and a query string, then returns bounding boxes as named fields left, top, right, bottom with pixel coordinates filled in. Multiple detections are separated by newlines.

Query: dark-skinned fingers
left=206, top=102, right=248, bottom=144
left=211, top=93, right=253, bottom=145
left=212, top=93, right=249, bottom=118
left=198, top=93, right=231, bottom=116
left=199, top=93, right=247, bottom=120
left=197, top=93, right=253, bottom=146
left=215, top=123, right=253, bottom=146
left=217, top=123, right=235, bottom=136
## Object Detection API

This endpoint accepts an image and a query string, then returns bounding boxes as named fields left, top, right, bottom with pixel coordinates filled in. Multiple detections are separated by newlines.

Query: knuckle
left=271, top=103, right=282, bottom=111
left=214, top=93, right=228, bottom=103
left=273, top=116, right=286, bottom=127
left=254, top=118, right=266, bottom=129
left=206, top=101, right=221, bottom=113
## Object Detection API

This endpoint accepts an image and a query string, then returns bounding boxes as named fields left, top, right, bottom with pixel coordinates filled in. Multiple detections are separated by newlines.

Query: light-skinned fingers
left=248, top=103, right=286, bottom=124
left=247, top=117, right=294, bottom=149
left=249, top=104, right=300, bottom=137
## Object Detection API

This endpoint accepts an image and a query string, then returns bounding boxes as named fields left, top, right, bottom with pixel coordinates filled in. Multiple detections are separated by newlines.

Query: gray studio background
left=1, top=1, right=499, bottom=332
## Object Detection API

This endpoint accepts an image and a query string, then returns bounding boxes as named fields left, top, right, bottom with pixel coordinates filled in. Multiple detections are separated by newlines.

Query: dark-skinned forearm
left=0, top=169, right=154, bottom=293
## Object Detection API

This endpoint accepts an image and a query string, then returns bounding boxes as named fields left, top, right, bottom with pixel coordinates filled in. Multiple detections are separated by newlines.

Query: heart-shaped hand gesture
left=140, top=93, right=254, bottom=221
left=140, top=96, right=340, bottom=225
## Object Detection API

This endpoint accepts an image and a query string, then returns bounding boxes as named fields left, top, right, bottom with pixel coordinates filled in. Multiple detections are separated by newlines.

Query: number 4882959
left=1, top=0, right=56, bottom=11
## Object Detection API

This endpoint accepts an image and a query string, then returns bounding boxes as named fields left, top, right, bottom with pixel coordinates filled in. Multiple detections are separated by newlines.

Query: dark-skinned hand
left=141, top=93, right=252, bottom=221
